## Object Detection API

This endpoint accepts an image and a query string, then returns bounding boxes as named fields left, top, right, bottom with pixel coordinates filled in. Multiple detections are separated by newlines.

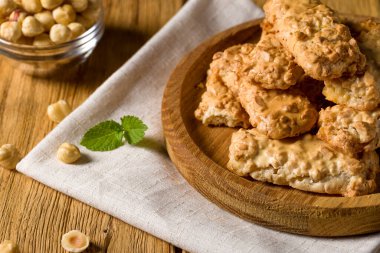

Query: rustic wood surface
left=162, top=16, right=380, bottom=237
left=0, top=0, right=379, bottom=252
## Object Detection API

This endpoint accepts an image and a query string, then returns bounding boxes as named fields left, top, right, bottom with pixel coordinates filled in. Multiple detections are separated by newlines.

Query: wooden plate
left=161, top=18, right=380, bottom=236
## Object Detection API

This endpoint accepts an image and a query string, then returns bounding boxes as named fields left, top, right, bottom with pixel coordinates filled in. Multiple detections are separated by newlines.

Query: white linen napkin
left=17, top=0, right=380, bottom=252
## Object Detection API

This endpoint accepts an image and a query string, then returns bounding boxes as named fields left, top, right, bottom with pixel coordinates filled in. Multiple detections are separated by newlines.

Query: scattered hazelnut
left=47, top=99, right=72, bottom=122
left=0, top=21, right=21, bottom=42
left=52, top=4, right=76, bottom=25
left=40, top=0, right=63, bottom=10
left=0, top=240, right=20, bottom=253
left=61, top=230, right=90, bottom=253
left=0, top=144, right=21, bottom=170
left=21, top=16, right=44, bottom=37
left=67, top=22, right=84, bottom=38
left=34, top=10, right=55, bottom=31
left=68, top=0, right=87, bottom=12
left=21, top=0, right=42, bottom=13
left=33, top=33, right=52, bottom=46
left=57, top=143, right=81, bottom=164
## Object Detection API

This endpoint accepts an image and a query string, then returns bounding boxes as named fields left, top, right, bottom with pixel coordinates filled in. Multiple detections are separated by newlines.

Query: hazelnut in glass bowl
left=0, top=0, right=104, bottom=76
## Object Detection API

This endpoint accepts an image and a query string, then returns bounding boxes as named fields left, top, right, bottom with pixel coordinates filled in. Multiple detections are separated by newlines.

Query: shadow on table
left=39, top=27, right=149, bottom=85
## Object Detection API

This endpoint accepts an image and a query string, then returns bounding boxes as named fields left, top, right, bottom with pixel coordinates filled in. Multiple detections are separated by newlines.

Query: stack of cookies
left=194, top=0, right=380, bottom=197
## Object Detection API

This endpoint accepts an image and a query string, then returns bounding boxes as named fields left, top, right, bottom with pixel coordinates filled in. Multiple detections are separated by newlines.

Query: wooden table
left=0, top=0, right=379, bottom=252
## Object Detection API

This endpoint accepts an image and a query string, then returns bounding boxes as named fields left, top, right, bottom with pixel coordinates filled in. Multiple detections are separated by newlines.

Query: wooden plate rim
left=162, top=18, right=380, bottom=236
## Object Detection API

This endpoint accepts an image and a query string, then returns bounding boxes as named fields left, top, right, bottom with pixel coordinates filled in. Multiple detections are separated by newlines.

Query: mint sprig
left=80, top=116, right=148, bottom=151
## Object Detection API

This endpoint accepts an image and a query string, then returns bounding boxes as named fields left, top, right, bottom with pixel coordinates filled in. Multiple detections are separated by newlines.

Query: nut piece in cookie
left=227, top=129, right=379, bottom=197
left=323, top=60, right=380, bottom=111
left=323, top=19, right=380, bottom=111
left=210, top=43, right=256, bottom=97
left=246, top=32, right=304, bottom=90
left=238, top=81, right=318, bottom=139
left=264, top=0, right=366, bottom=80
left=194, top=71, right=250, bottom=128
left=317, top=105, right=380, bottom=154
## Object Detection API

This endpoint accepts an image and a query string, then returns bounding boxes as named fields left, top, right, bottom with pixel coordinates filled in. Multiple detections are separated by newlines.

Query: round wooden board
left=161, top=18, right=380, bottom=237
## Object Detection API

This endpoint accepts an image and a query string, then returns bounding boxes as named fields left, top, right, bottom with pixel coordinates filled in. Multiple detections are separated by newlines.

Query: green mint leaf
left=121, top=115, right=148, bottom=145
left=80, top=120, right=124, bottom=151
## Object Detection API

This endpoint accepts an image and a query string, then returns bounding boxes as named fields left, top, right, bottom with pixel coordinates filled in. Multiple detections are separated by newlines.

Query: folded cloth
left=17, top=0, right=380, bottom=252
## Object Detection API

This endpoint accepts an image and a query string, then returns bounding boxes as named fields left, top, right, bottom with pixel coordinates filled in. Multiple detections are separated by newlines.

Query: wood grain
left=162, top=18, right=380, bottom=236
left=0, top=0, right=378, bottom=252
left=0, top=0, right=185, bottom=252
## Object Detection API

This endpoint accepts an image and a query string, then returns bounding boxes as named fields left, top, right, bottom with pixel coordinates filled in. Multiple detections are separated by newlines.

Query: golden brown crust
left=194, top=71, right=250, bottom=128
left=323, top=19, right=380, bottom=111
left=317, top=105, right=380, bottom=154
left=264, top=0, right=366, bottom=80
left=246, top=32, right=304, bottom=89
left=209, top=44, right=318, bottom=139
left=238, top=81, right=318, bottom=139
left=323, top=60, right=380, bottom=111
left=227, top=129, right=379, bottom=197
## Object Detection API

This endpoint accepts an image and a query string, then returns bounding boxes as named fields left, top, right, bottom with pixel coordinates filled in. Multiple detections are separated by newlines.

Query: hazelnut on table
left=57, top=143, right=81, bottom=164
left=47, top=99, right=72, bottom=122
left=61, top=230, right=90, bottom=253
left=0, top=144, right=21, bottom=170
left=0, top=240, right=20, bottom=253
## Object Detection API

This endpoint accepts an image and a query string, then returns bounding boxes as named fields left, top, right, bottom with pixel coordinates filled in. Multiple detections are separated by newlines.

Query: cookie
left=194, top=71, right=250, bottom=128
left=227, top=129, right=379, bottom=197
left=317, top=105, right=380, bottom=154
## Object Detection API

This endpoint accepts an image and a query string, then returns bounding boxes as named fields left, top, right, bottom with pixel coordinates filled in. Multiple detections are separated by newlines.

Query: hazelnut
left=67, top=22, right=85, bottom=38
left=21, top=0, right=42, bottom=13
left=49, top=23, right=72, bottom=43
left=0, top=240, right=20, bottom=253
left=34, top=10, right=55, bottom=31
left=75, top=14, right=92, bottom=29
left=0, top=144, right=21, bottom=170
left=47, top=99, right=72, bottom=122
left=68, top=0, right=88, bottom=12
left=9, top=10, right=27, bottom=23
left=0, top=0, right=17, bottom=17
left=80, top=6, right=99, bottom=27
left=0, top=21, right=22, bottom=42
left=52, top=4, right=76, bottom=25
left=40, top=0, right=63, bottom=10
left=57, top=143, right=81, bottom=164
left=33, top=33, right=53, bottom=46
left=21, top=16, right=44, bottom=37
left=61, top=230, right=90, bottom=253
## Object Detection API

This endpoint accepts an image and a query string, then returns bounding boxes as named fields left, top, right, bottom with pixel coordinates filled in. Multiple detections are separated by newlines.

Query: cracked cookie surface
left=264, top=0, right=366, bottom=80
left=194, top=71, right=250, bottom=128
left=227, top=129, right=379, bottom=197
left=317, top=105, right=380, bottom=155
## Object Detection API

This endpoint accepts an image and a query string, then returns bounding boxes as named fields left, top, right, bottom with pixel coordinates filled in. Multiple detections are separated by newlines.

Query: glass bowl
left=0, top=6, right=105, bottom=77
